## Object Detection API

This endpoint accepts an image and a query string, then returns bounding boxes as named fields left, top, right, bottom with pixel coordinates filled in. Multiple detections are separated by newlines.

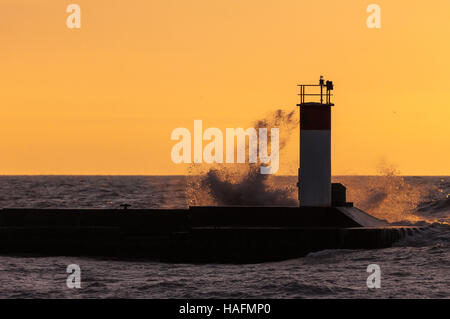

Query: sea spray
left=333, top=162, right=442, bottom=223
left=186, top=108, right=298, bottom=206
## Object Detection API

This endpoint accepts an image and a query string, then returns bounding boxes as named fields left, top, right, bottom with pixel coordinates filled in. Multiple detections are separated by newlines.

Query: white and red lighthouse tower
left=297, top=76, right=334, bottom=207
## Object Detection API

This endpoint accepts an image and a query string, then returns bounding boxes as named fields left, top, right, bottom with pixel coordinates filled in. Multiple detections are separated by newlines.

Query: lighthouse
left=297, top=76, right=334, bottom=207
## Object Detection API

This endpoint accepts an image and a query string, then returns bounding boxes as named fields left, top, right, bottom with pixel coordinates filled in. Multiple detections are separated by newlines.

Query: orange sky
left=0, top=0, right=449, bottom=175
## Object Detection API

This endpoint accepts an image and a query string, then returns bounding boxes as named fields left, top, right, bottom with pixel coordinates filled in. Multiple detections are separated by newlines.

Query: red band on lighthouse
left=300, top=104, right=331, bottom=130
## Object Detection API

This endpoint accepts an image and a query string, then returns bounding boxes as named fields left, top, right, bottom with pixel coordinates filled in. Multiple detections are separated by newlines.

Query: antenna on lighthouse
left=296, top=77, right=334, bottom=207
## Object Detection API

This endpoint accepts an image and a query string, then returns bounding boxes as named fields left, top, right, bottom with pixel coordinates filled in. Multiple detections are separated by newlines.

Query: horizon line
left=0, top=174, right=448, bottom=177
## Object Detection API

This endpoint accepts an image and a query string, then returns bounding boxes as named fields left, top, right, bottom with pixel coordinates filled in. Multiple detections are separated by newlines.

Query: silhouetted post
left=297, top=77, right=334, bottom=207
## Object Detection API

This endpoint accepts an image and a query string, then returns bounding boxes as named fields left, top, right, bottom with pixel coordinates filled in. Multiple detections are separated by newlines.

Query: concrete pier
left=0, top=207, right=425, bottom=263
